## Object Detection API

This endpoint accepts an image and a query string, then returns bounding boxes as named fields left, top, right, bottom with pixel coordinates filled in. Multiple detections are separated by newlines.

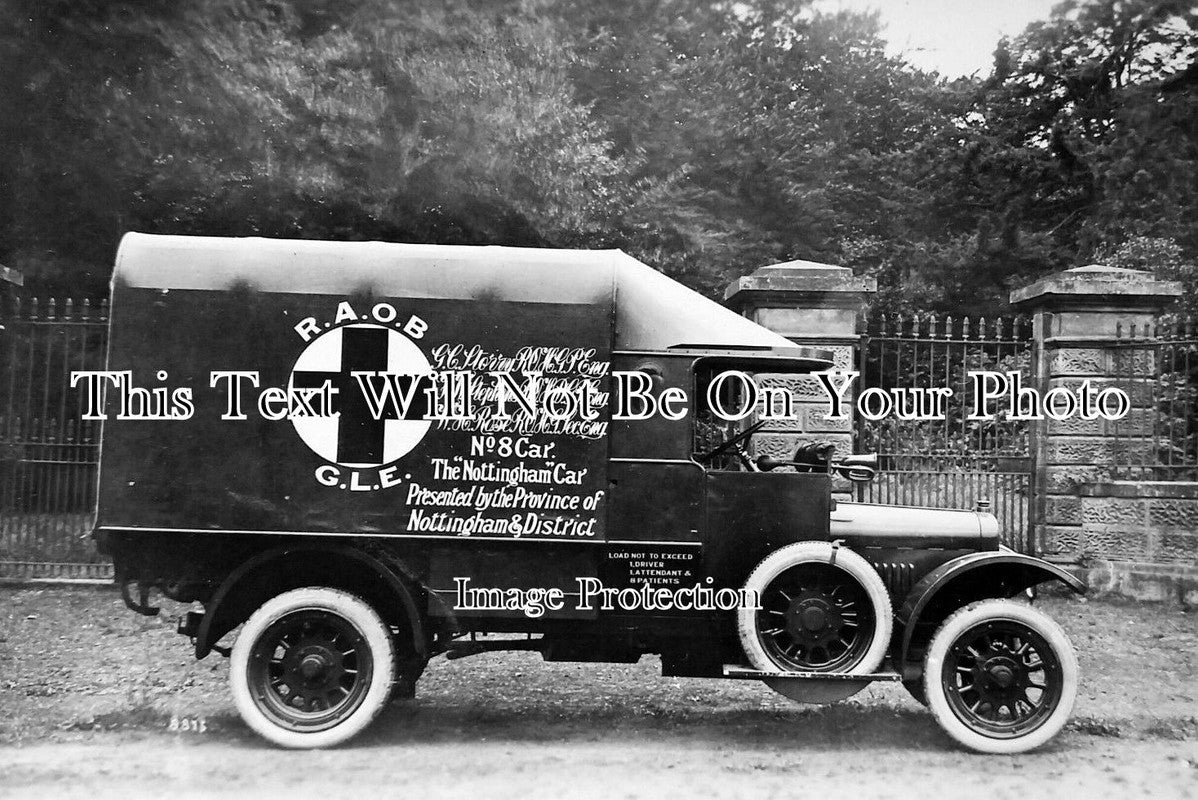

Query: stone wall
left=1078, top=482, right=1198, bottom=603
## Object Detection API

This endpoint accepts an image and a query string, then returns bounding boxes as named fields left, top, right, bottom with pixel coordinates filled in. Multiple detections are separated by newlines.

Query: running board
left=722, top=665, right=902, bottom=682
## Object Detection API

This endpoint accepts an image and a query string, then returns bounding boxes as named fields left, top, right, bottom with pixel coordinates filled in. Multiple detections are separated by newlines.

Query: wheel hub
left=986, top=661, right=1016, bottom=689
left=800, top=605, right=828, bottom=632
left=287, top=643, right=341, bottom=687
left=299, top=653, right=330, bottom=681
left=758, top=563, right=873, bottom=673
left=784, top=595, right=843, bottom=642
left=975, top=651, right=1026, bottom=698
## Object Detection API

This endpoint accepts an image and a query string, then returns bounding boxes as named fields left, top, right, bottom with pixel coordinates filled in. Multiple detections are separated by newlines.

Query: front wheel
left=923, top=599, right=1077, bottom=754
left=738, top=541, right=892, bottom=704
left=230, top=587, right=395, bottom=749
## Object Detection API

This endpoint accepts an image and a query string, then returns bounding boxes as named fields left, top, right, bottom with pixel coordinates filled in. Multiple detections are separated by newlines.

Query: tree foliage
left=1, top=0, right=1196, bottom=314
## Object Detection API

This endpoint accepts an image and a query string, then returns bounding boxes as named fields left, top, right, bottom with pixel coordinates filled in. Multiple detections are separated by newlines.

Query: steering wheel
left=696, top=419, right=768, bottom=468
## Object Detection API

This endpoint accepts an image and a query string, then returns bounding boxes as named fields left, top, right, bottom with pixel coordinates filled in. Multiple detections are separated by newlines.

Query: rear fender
left=894, top=551, right=1085, bottom=676
left=194, top=544, right=426, bottom=660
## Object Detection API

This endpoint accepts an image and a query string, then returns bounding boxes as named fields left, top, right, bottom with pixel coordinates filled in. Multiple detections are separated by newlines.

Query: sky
left=818, top=0, right=1062, bottom=77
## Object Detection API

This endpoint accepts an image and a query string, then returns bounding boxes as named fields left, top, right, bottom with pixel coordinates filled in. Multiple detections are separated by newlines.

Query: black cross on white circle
left=288, top=323, right=433, bottom=467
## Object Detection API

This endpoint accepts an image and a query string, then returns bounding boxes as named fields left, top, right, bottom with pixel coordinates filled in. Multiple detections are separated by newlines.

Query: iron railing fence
left=1109, top=316, right=1198, bottom=482
left=0, top=296, right=111, bottom=578
left=855, top=313, right=1035, bottom=552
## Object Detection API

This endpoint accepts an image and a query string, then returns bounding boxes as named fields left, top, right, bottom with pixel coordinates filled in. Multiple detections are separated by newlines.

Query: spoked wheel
left=738, top=542, right=891, bottom=703
left=924, top=599, right=1077, bottom=754
left=231, top=587, right=394, bottom=748
left=249, top=610, right=372, bottom=725
left=757, top=562, right=876, bottom=671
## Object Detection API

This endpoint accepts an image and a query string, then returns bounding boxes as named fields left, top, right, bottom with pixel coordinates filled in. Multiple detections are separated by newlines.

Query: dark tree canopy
left=2, top=0, right=1195, bottom=314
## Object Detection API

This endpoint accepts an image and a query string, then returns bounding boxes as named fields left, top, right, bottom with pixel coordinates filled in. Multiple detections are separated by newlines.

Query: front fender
left=894, top=551, right=1085, bottom=674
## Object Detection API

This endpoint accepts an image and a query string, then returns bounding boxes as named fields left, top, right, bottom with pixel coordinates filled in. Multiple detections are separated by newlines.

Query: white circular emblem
left=288, top=323, right=432, bottom=467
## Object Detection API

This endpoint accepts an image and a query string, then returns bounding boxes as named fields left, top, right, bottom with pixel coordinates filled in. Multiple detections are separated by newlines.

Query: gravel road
left=1, top=587, right=1196, bottom=799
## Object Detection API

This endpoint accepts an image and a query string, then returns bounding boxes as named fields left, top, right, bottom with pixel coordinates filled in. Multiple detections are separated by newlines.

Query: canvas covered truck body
left=94, top=233, right=1084, bottom=754
left=97, top=234, right=832, bottom=631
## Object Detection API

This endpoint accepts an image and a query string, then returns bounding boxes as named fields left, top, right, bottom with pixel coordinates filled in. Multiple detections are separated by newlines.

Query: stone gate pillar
left=724, top=261, right=875, bottom=494
left=1010, top=265, right=1182, bottom=562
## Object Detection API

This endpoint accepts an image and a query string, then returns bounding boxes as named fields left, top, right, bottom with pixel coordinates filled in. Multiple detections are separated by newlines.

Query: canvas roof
left=113, top=233, right=802, bottom=352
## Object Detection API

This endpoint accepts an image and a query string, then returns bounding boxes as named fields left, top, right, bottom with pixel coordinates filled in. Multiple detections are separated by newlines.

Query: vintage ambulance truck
left=91, top=233, right=1084, bottom=753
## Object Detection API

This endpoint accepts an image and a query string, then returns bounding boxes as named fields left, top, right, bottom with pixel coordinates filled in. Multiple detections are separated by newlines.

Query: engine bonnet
left=830, top=502, right=1000, bottom=547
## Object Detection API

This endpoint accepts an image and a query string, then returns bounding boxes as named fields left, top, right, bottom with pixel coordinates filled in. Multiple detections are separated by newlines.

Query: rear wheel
left=231, top=587, right=394, bottom=749
left=738, top=541, right=892, bottom=703
left=923, top=599, right=1077, bottom=754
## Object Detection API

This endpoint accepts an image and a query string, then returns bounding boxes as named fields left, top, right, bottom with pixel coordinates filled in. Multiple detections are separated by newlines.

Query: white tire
left=923, top=599, right=1078, bottom=754
left=737, top=541, right=892, bottom=677
left=230, top=587, right=395, bottom=749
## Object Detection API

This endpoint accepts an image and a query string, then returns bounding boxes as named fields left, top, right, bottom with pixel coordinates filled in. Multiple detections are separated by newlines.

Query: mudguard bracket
left=120, top=579, right=160, bottom=617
